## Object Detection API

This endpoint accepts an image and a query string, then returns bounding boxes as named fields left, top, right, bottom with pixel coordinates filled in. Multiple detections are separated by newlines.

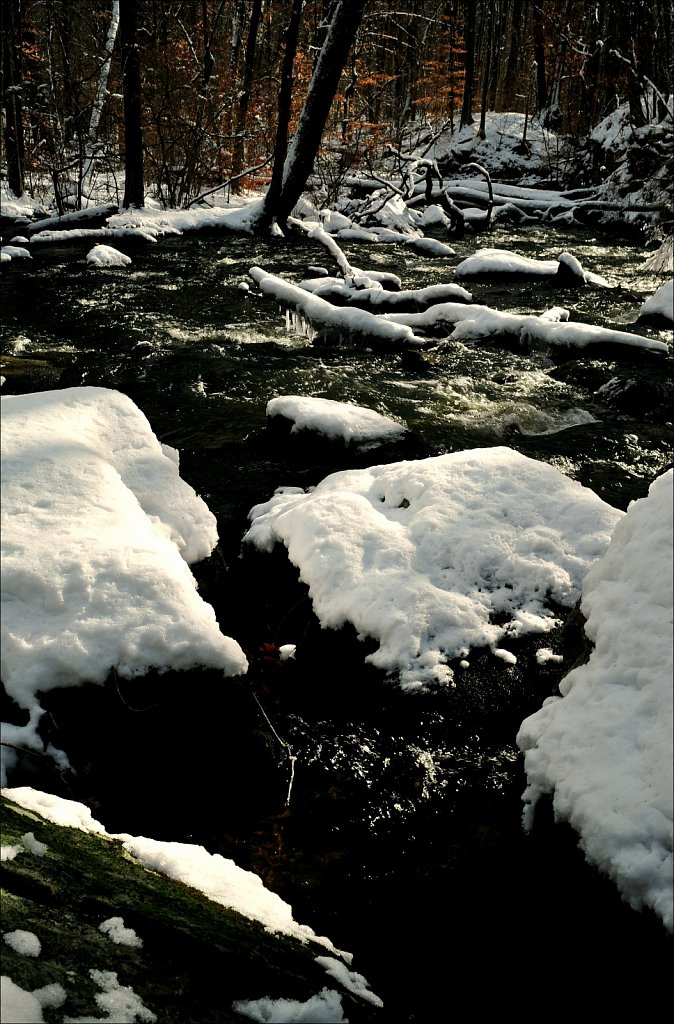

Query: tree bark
left=257, top=0, right=367, bottom=233
left=120, top=0, right=144, bottom=208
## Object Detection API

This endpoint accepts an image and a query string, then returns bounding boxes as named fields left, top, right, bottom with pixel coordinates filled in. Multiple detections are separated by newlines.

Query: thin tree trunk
left=231, top=0, right=263, bottom=188
left=460, top=0, right=476, bottom=127
left=1, top=0, right=25, bottom=198
left=532, top=2, right=548, bottom=113
left=120, top=0, right=144, bottom=208
left=259, top=0, right=305, bottom=228
left=81, top=1, right=120, bottom=201
left=479, top=1, right=493, bottom=137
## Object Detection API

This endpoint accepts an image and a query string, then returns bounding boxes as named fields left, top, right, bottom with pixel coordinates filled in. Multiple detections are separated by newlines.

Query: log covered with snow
left=1, top=790, right=383, bottom=1023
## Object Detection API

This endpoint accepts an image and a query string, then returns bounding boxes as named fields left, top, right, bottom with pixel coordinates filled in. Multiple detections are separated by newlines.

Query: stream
left=1, top=223, right=672, bottom=1016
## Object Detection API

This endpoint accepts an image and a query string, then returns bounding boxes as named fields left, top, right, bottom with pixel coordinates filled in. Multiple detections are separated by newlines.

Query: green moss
left=1, top=796, right=379, bottom=1022
left=0, top=352, right=74, bottom=391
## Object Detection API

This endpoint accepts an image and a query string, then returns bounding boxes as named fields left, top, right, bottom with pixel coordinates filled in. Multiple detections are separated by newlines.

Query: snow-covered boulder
left=2, top=789, right=381, bottom=1022
left=0, top=245, right=31, bottom=262
left=86, top=243, right=131, bottom=267
left=638, top=280, right=673, bottom=325
left=454, top=248, right=610, bottom=286
left=266, top=395, right=407, bottom=446
left=244, top=448, right=623, bottom=690
left=1, top=387, right=247, bottom=783
left=517, top=470, right=673, bottom=932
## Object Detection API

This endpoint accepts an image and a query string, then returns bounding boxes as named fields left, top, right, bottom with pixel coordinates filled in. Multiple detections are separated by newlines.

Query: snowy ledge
left=244, top=447, right=624, bottom=690
left=518, top=470, right=673, bottom=933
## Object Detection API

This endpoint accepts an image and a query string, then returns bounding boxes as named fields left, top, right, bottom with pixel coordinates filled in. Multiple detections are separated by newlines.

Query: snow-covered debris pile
left=1, top=388, right=247, bottom=784
left=244, top=448, right=623, bottom=690
left=588, top=101, right=673, bottom=213
left=300, top=277, right=473, bottom=311
left=249, top=266, right=423, bottom=346
left=517, top=469, right=673, bottom=933
left=267, top=396, right=407, bottom=445
left=86, top=243, right=132, bottom=267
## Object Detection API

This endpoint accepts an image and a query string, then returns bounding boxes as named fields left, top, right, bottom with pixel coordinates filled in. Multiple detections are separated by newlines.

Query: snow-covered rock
left=1, top=388, right=247, bottom=784
left=86, top=243, right=132, bottom=267
left=266, top=395, right=407, bottom=445
left=518, top=470, right=673, bottom=932
left=245, top=448, right=623, bottom=690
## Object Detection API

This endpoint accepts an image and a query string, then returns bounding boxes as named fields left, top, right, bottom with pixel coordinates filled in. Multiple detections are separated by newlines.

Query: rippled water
left=1, top=224, right=672, bottom=1014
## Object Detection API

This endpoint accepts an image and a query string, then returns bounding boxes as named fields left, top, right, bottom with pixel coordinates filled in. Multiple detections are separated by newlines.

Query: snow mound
left=245, top=448, right=623, bottom=689
left=518, top=470, right=673, bottom=932
left=267, top=395, right=407, bottom=445
left=454, top=247, right=610, bottom=286
left=86, top=243, right=132, bottom=267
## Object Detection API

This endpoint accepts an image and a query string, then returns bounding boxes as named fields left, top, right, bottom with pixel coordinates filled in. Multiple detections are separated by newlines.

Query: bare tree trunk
left=479, top=0, right=494, bottom=137
left=81, top=1, right=120, bottom=202
left=497, top=0, right=524, bottom=110
left=532, top=2, right=548, bottom=113
left=231, top=0, right=263, bottom=188
left=460, top=0, right=476, bottom=127
left=1, top=0, right=25, bottom=198
left=258, top=0, right=305, bottom=229
left=256, top=0, right=367, bottom=234
left=120, top=0, right=144, bottom=208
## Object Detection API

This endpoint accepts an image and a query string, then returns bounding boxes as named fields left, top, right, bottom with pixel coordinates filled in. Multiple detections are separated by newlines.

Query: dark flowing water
left=1, top=225, right=672, bottom=1016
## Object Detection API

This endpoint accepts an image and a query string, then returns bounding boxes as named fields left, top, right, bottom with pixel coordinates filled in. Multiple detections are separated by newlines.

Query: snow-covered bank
left=244, top=448, right=624, bottom=690
left=518, top=470, right=673, bottom=932
left=0, top=388, right=247, bottom=785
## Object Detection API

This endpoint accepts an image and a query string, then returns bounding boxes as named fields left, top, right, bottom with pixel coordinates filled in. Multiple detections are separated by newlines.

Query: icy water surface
left=1, top=224, right=672, bottom=1015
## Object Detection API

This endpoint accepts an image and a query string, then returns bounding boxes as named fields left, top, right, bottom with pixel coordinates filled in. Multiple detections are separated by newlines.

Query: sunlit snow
left=245, top=447, right=623, bottom=689
left=266, top=395, right=407, bottom=444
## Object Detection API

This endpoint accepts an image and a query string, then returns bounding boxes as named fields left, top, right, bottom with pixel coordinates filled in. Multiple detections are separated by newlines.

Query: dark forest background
left=2, top=0, right=672, bottom=209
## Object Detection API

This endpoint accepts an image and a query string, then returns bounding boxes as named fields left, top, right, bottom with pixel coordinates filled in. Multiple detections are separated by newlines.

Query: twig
left=186, top=155, right=273, bottom=208
left=251, top=693, right=297, bottom=807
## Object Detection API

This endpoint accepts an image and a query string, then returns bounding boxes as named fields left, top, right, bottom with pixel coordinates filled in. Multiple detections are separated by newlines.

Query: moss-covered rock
left=1, top=795, right=381, bottom=1023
